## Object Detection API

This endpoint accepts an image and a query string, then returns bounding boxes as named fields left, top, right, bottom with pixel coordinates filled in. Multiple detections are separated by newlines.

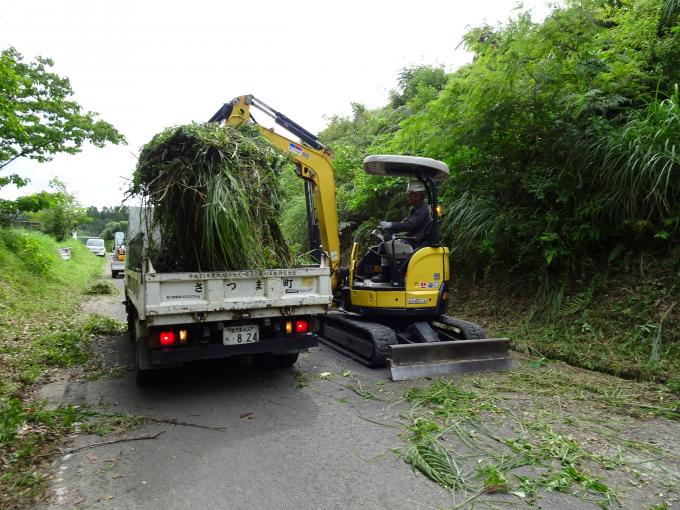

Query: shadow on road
left=63, top=331, right=323, bottom=443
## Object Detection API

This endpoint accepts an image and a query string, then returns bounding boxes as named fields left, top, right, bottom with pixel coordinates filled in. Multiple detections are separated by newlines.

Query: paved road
left=39, top=274, right=456, bottom=510
left=38, top=274, right=629, bottom=510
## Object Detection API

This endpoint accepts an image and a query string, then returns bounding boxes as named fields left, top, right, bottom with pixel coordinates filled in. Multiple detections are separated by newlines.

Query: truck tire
left=133, top=317, right=156, bottom=385
left=111, top=270, right=117, bottom=279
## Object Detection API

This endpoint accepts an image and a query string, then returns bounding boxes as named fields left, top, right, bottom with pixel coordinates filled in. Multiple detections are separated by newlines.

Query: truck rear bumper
left=149, top=334, right=318, bottom=366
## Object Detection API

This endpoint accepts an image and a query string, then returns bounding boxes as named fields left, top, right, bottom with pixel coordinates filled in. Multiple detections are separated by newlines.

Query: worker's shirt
left=390, top=203, right=431, bottom=242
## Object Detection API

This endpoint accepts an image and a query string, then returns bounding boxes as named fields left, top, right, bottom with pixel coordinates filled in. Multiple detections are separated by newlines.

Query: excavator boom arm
left=209, top=95, right=341, bottom=286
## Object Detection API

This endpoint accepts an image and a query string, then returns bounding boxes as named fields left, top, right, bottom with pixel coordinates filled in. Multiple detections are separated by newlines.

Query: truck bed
left=126, top=266, right=332, bottom=326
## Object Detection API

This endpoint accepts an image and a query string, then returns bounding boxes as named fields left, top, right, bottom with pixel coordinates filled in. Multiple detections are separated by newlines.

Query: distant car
left=85, top=238, right=106, bottom=257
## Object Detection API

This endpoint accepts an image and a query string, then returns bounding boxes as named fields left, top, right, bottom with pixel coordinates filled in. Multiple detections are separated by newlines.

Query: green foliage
left=585, top=86, right=680, bottom=223
left=85, top=281, right=118, bottom=295
left=312, top=0, right=679, bottom=283
left=0, top=398, right=94, bottom=508
left=396, top=417, right=466, bottom=490
left=80, top=205, right=129, bottom=237
left=0, top=228, right=56, bottom=275
left=395, top=372, right=648, bottom=506
left=0, top=228, right=105, bottom=391
left=388, top=65, right=448, bottom=110
left=0, top=46, right=125, bottom=176
left=130, top=123, right=292, bottom=271
left=0, top=228, right=107, bottom=507
left=99, top=220, right=128, bottom=241
left=455, top=260, right=680, bottom=383
left=29, top=178, right=91, bottom=241
left=0, top=191, right=58, bottom=227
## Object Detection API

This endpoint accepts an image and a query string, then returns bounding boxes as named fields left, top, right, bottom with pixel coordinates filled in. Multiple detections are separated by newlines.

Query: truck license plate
left=223, top=325, right=259, bottom=345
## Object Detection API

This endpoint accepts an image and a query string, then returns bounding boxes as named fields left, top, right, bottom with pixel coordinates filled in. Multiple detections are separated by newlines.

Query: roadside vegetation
left=0, top=228, right=125, bottom=508
left=454, top=263, right=680, bottom=388
left=277, top=0, right=680, bottom=385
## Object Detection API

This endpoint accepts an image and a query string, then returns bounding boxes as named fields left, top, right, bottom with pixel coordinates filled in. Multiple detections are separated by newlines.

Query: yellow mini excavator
left=209, top=95, right=510, bottom=380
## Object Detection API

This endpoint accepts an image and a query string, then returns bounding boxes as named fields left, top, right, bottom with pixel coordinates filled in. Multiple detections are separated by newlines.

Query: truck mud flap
left=389, top=338, right=511, bottom=381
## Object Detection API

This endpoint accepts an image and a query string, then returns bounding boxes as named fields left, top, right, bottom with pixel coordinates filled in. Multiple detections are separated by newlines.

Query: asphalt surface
left=36, top=273, right=638, bottom=510
left=38, top=274, right=457, bottom=510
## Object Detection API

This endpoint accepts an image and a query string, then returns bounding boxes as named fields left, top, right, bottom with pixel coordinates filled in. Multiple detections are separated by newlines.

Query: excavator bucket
left=388, top=338, right=511, bottom=381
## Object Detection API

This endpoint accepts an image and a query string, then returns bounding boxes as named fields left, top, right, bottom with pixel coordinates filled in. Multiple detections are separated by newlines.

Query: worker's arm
left=388, top=205, right=430, bottom=234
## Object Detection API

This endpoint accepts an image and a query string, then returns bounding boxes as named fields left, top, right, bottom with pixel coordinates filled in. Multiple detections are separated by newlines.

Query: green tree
left=0, top=47, right=125, bottom=187
left=0, top=191, right=57, bottom=227
left=311, top=0, right=679, bottom=282
left=100, top=220, right=128, bottom=241
left=31, top=179, right=91, bottom=240
left=79, top=205, right=129, bottom=236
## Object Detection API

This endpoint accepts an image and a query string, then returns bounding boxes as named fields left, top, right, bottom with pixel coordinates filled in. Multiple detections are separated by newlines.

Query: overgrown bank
left=453, top=257, right=680, bottom=390
left=0, top=229, right=123, bottom=508
left=291, top=0, right=680, bottom=386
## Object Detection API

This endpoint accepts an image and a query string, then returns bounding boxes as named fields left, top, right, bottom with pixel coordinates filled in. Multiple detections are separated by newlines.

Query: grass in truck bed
left=128, top=123, right=295, bottom=272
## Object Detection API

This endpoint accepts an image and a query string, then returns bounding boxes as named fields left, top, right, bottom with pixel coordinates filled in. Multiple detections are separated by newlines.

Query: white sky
left=0, top=0, right=554, bottom=208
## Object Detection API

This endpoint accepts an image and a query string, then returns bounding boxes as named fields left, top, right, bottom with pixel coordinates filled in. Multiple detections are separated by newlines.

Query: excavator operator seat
left=384, top=239, right=414, bottom=260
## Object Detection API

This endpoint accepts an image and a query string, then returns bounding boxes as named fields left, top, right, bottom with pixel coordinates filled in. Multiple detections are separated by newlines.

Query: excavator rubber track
left=319, top=311, right=397, bottom=367
left=319, top=312, right=511, bottom=381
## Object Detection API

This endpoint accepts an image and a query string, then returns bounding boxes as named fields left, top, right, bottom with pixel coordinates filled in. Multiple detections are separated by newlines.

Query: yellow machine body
left=348, top=244, right=449, bottom=312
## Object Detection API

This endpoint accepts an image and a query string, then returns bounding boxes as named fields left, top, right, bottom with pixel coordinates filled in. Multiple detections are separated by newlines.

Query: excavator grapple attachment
left=389, top=337, right=511, bottom=381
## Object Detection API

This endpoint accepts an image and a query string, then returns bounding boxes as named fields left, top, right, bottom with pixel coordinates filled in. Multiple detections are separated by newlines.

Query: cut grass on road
left=394, top=358, right=680, bottom=509
left=0, top=229, right=125, bottom=509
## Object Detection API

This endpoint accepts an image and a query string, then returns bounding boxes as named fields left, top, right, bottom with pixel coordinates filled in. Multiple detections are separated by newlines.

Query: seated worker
left=372, top=180, right=431, bottom=282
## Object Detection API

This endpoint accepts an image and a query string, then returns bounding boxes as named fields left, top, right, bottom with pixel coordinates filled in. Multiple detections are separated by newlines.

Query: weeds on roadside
left=454, top=266, right=680, bottom=386
left=0, top=231, right=117, bottom=508
left=0, top=402, right=145, bottom=508
left=85, top=281, right=118, bottom=295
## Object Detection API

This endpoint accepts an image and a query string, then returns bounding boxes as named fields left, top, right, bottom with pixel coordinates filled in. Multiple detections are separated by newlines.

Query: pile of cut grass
left=129, top=123, right=293, bottom=272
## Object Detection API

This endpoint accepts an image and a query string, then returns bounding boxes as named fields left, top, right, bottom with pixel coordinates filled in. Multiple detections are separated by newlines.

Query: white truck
left=124, top=209, right=332, bottom=383
left=110, top=231, right=125, bottom=278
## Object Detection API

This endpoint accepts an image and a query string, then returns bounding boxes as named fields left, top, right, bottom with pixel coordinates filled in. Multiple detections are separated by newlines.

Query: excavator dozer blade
left=389, top=338, right=511, bottom=381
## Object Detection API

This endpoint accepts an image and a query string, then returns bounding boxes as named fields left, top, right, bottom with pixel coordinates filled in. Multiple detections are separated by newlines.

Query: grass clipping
left=129, top=123, right=292, bottom=272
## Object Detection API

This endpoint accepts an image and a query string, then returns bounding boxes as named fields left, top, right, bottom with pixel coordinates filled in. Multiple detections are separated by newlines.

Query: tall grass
left=440, top=191, right=500, bottom=261
left=130, top=123, right=292, bottom=272
left=588, top=86, right=680, bottom=222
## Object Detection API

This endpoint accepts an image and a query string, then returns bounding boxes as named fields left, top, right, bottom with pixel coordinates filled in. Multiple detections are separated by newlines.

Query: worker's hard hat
left=406, top=180, right=426, bottom=193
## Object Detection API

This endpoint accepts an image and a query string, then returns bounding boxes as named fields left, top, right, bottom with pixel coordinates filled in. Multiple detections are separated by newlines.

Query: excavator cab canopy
left=364, top=155, right=449, bottom=247
left=363, top=155, right=449, bottom=182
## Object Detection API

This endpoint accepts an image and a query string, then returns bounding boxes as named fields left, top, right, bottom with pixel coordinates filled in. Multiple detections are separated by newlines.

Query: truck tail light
left=160, top=330, right=176, bottom=346
left=285, top=320, right=309, bottom=334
